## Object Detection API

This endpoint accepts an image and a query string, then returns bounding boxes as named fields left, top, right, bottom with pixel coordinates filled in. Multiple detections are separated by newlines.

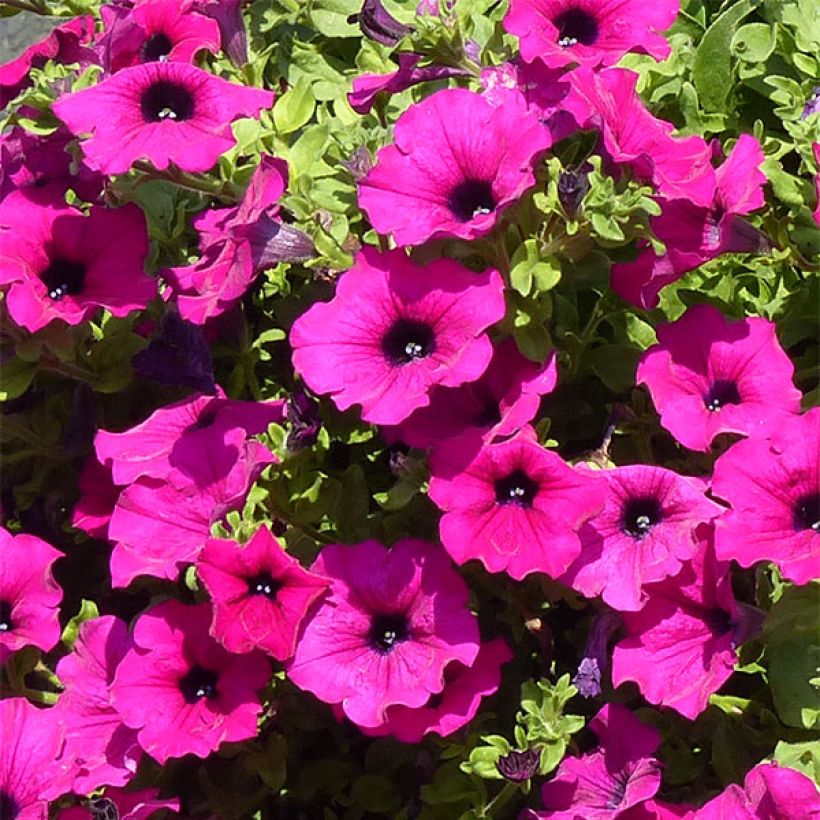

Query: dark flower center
left=606, top=770, right=630, bottom=809
left=381, top=318, right=436, bottom=365
left=0, top=790, right=20, bottom=820
left=40, top=257, right=86, bottom=301
left=368, top=612, right=410, bottom=654
left=140, top=80, right=195, bottom=122
left=447, top=179, right=496, bottom=222
left=474, top=399, right=502, bottom=428
left=179, top=666, right=219, bottom=703
left=87, top=797, right=119, bottom=820
left=0, top=600, right=12, bottom=632
left=621, top=496, right=663, bottom=539
left=494, top=469, right=539, bottom=508
left=553, top=7, right=599, bottom=47
left=794, top=493, right=820, bottom=533
left=706, top=608, right=733, bottom=637
left=140, top=32, right=174, bottom=62
left=247, top=571, right=281, bottom=600
left=190, top=406, right=218, bottom=431
left=704, top=380, right=741, bottom=412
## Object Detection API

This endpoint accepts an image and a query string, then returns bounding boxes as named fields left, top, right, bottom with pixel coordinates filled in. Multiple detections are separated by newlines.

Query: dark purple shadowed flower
left=573, top=609, right=620, bottom=698
left=498, top=748, right=541, bottom=782
left=349, top=0, right=414, bottom=46
left=286, top=386, right=322, bottom=451
left=558, top=166, right=591, bottom=218
left=803, top=86, right=820, bottom=120
left=196, top=0, right=249, bottom=66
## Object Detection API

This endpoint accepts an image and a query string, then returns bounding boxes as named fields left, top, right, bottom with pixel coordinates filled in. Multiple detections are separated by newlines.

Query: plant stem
left=132, top=161, right=242, bottom=202
left=484, top=782, right=520, bottom=818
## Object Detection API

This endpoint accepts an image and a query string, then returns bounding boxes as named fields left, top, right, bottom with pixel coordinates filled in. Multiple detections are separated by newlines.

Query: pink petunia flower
left=503, top=0, right=679, bottom=68
left=290, top=247, right=505, bottom=425
left=56, top=787, right=179, bottom=820
left=813, top=143, right=820, bottom=226
left=0, top=187, right=154, bottom=333
left=95, top=389, right=284, bottom=485
left=107, top=427, right=274, bottom=586
left=286, top=538, right=480, bottom=728
left=711, top=408, right=820, bottom=586
left=612, top=134, right=769, bottom=309
left=70, top=456, right=120, bottom=540
left=637, top=304, right=802, bottom=452
left=0, top=698, right=74, bottom=819
left=197, top=525, right=330, bottom=659
left=111, top=600, right=270, bottom=764
left=692, top=761, right=820, bottom=819
left=428, top=428, right=604, bottom=580
left=52, top=61, right=273, bottom=174
left=562, top=466, right=723, bottom=611
left=0, top=527, right=63, bottom=664
left=358, top=88, right=552, bottom=246
left=384, top=339, right=558, bottom=451
left=54, top=616, right=143, bottom=793
left=524, top=703, right=662, bottom=819
left=563, top=67, right=714, bottom=207
left=611, top=529, right=762, bottom=719
left=195, top=0, right=248, bottom=66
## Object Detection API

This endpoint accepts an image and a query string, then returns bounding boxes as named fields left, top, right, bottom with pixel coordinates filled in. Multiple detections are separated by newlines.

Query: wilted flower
left=349, top=0, right=413, bottom=46
left=572, top=609, right=621, bottom=698
left=497, top=747, right=541, bottom=782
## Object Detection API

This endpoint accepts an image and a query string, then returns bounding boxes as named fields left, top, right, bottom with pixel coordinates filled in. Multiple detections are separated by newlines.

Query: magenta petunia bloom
left=360, top=637, right=513, bottom=743
left=98, top=0, right=220, bottom=73
left=637, top=304, right=802, bottom=452
left=286, top=539, right=480, bottom=728
left=503, top=0, right=679, bottom=67
left=428, top=428, right=604, bottom=580
left=107, top=428, right=273, bottom=586
left=0, top=188, right=154, bottom=333
left=562, top=466, right=723, bottom=611
left=0, top=698, right=74, bottom=819
left=611, top=530, right=762, bottom=719
left=712, top=408, right=820, bottom=585
left=525, top=703, right=662, bottom=820
left=813, top=143, right=820, bottom=226
left=111, top=600, right=270, bottom=764
left=0, top=527, right=63, bottom=664
left=197, top=525, right=330, bottom=659
left=384, top=339, right=558, bottom=451
left=95, top=389, right=284, bottom=485
left=563, top=67, right=714, bottom=207
left=692, top=762, right=820, bottom=819
left=56, top=787, right=179, bottom=820
left=54, top=616, right=142, bottom=794
left=52, top=61, right=273, bottom=174
left=290, top=247, right=505, bottom=425
left=358, top=88, right=552, bottom=246
left=195, top=0, right=248, bottom=66
left=612, top=135, right=769, bottom=309
left=70, top=456, right=120, bottom=540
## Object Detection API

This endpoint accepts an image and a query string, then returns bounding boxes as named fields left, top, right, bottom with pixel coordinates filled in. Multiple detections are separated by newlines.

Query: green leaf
left=60, top=599, right=99, bottom=651
left=732, top=22, right=777, bottom=63
left=774, top=740, right=820, bottom=783
left=274, top=77, right=316, bottom=135
left=0, top=355, right=36, bottom=401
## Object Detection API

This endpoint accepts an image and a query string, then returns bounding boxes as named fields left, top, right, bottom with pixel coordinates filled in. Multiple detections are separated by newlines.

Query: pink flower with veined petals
left=197, top=525, right=330, bottom=659
left=358, top=88, right=552, bottom=246
left=524, top=704, right=663, bottom=820
left=286, top=539, right=480, bottom=728
left=712, top=408, right=820, bottom=586
left=503, top=0, right=679, bottom=68
left=56, top=787, right=179, bottom=820
left=0, top=527, right=63, bottom=664
left=428, top=428, right=604, bottom=580
left=692, top=762, right=820, bottom=819
left=0, top=187, right=154, bottom=333
left=95, top=389, right=284, bottom=485
left=562, top=466, right=724, bottom=611
left=52, top=61, right=273, bottom=174
left=107, top=427, right=274, bottom=586
left=111, top=601, right=270, bottom=764
left=70, top=456, right=119, bottom=540
left=384, top=339, right=558, bottom=451
left=637, top=304, right=802, bottom=452
left=290, top=247, right=506, bottom=425
left=54, top=616, right=142, bottom=794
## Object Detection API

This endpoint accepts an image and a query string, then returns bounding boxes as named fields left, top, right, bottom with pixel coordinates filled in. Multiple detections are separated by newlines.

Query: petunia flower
left=562, top=466, right=724, bottom=611
left=611, top=529, right=763, bottom=719
left=358, top=88, right=552, bottom=246
left=111, top=600, right=270, bottom=764
left=636, top=304, right=802, bottom=452
left=286, top=538, right=481, bottom=728
left=692, top=761, right=820, bottom=819
left=52, top=61, right=273, bottom=174
left=384, top=338, right=558, bottom=451
left=711, top=408, right=820, bottom=586
left=0, top=526, right=63, bottom=664
left=95, top=389, right=284, bottom=485
left=428, top=428, right=604, bottom=580
left=56, top=787, right=179, bottom=820
left=197, top=525, right=330, bottom=659
left=195, top=0, right=249, bottom=66
left=70, top=457, right=120, bottom=541
left=0, top=187, right=154, bottom=333
left=503, top=0, right=680, bottom=67
left=54, top=616, right=143, bottom=794
left=612, top=134, right=770, bottom=309
left=349, top=0, right=413, bottom=46
left=290, top=247, right=506, bottom=425
left=524, top=703, right=662, bottom=819
left=572, top=609, right=621, bottom=698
